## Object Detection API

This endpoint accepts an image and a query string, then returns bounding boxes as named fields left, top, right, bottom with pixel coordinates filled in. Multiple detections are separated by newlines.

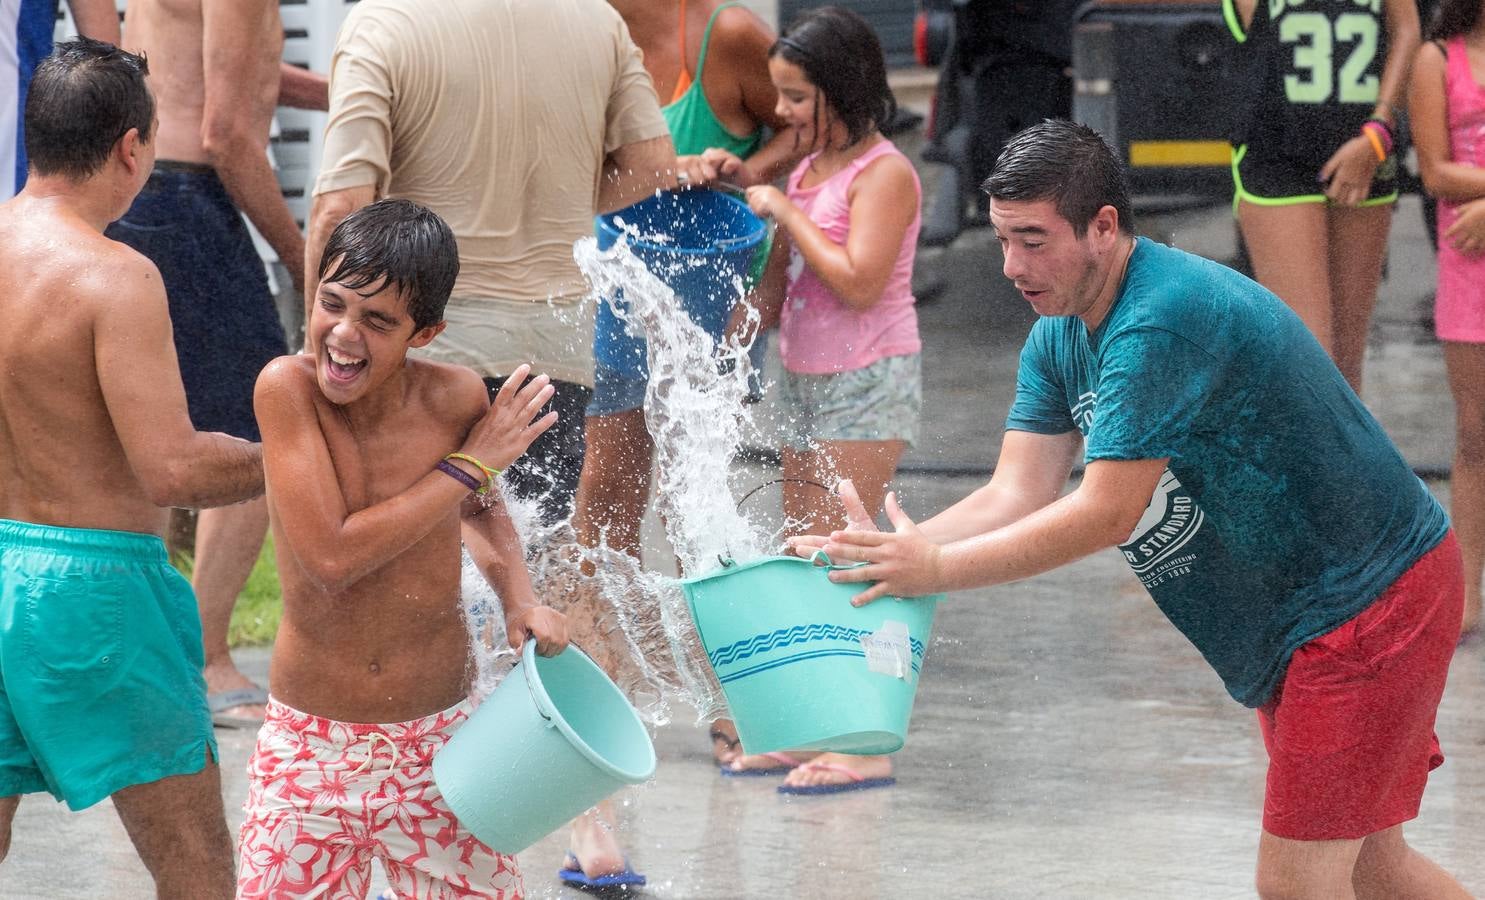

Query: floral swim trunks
left=237, top=697, right=523, bottom=899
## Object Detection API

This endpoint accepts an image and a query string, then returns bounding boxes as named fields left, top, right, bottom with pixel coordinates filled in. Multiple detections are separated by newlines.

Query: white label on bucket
left=861, top=621, right=911, bottom=680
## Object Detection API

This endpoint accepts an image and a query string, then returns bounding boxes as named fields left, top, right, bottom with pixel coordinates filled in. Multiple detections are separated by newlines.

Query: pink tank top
left=1438, top=38, right=1485, bottom=236
left=1434, top=37, right=1485, bottom=342
left=778, top=139, right=922, bottom=374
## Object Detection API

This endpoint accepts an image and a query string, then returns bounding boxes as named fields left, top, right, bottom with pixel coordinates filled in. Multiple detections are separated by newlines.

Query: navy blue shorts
left=106, top=162, right=287, bottom=441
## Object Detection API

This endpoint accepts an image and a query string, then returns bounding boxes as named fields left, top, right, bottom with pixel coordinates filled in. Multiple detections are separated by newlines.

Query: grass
left=170, top=535, right=285, bottom=648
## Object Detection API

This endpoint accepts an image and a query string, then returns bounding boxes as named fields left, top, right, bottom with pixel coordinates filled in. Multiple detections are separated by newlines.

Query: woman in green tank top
left=562, top=1, right=801, bottom=890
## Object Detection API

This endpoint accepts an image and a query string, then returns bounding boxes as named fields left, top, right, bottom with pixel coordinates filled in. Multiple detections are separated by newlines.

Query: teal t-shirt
left=1006, top=238, right=1448, bottom=707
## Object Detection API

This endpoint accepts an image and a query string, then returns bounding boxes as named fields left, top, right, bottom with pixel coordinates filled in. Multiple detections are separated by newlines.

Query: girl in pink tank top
left=721, top=6, right=921, bottom=793
left=1411, top=1, right=1485, bottom=635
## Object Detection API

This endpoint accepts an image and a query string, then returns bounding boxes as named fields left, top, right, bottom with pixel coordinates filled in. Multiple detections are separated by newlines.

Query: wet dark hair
left=1426, top=0, right=1483, bottom=40
left=318, top=199, right=460, bottom=333
left=771, top=6, right=895, bottom=149
left=982, top=119, right=1134, bottom=237
left=25, top=38, right=153, bottom=181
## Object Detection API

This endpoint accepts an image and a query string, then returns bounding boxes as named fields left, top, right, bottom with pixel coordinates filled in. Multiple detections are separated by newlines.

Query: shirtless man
left=238, top=199, right=568, bottom=896
left=107, top=0, right=328, bottom=728
left=0, top=40, right=262, bottom=894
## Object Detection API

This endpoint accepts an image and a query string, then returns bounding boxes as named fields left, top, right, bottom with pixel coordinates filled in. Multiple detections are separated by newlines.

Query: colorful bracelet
left=1360, top=127, right=1387, bottom=162
left=445, top=452, right=500, bottom=495
left=1363, top=118, right=1394, bottom=152
left=435, top=459, right=483, bottom=493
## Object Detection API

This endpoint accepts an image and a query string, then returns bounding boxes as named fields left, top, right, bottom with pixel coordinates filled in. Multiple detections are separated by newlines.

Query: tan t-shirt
left=315, top=0, right=669, bottom=385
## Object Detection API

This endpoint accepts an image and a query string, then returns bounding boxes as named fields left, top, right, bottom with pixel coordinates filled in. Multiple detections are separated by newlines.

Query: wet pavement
left=6, top=154, right=1483, bottom=896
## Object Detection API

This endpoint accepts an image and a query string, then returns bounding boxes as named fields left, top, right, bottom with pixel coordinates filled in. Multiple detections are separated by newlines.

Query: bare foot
left=566, top=805, right=628, bottom=879
left=204, top=658, right=266, bottom=723
left=1463, top=595, right=1481, bottom=638
left=709, top=720, right=741, bottom=766
left=780, top=753, right=893, bottom=791
left=723, top=750, right=815, bottom=774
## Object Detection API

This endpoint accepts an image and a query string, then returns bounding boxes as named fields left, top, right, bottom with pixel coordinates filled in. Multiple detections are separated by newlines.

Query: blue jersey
left=1006, top=238, right=1447, bottom=707
left=1, top=0, right=59, bottom=198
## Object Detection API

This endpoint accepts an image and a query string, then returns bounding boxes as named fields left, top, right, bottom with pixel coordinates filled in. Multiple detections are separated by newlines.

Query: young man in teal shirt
left=805, top=120, right=1467, bottom=899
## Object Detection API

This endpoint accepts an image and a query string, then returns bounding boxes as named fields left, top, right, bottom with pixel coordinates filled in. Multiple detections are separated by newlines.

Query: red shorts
left=1258, top=532, right=1463, bottom=841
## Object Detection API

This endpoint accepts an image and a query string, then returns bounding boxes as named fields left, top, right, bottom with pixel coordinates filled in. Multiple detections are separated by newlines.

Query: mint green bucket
left=432, top=642, right=656, bottom=855
left=681, top=552, right=940, bottom=756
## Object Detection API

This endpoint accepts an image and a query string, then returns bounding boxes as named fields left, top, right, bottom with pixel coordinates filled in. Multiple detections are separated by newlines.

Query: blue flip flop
left=776, top=761, right=896, bottom=795
left=558, top=853, right=647, bottom=891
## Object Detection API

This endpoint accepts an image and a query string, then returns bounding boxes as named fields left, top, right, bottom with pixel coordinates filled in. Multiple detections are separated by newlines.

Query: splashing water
left=457, top=220, right=780, bottom=727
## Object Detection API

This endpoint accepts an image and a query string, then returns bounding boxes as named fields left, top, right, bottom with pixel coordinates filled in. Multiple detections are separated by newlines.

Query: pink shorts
left=1258, top=533, right=1463, bottom=841
left=237, top=697, right=523, bottom=899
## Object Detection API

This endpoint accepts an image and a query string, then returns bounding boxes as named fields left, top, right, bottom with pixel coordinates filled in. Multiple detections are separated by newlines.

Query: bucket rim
left=595, top=188, right=767, bottom=256
left=679, top=552, right=857, bottom=587
left=521, top=641, right=657, bottom=783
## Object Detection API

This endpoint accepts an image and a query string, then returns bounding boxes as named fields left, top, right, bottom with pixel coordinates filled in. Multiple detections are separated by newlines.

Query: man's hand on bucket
left=818, top=492, right=944, bottom=606
left=786, top=478, right=877, bottom=559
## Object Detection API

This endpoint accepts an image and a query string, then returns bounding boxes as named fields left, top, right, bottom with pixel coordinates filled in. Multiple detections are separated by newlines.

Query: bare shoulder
left=254, top=354, right=318, bottom=410
left=1415, top=38, right=1447, bottom=68
left=85, top=236, right=168, bottom=318
left=710, top=3, right=775, bottom=51
left=854, top=146, right=920, bottom=197
left=412, top=360, right=489, bottom=425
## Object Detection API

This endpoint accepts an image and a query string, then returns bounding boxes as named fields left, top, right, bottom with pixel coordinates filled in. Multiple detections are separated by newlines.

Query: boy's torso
left=269, top=358, right=477, bottom=724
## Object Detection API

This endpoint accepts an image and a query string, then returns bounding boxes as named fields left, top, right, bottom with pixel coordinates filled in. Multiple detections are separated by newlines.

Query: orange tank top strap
left=670, top=0, right=693, bottom=104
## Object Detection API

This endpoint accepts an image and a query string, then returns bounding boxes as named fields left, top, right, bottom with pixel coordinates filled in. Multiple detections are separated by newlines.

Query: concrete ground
left=7, top=142, right=1484, bottom=896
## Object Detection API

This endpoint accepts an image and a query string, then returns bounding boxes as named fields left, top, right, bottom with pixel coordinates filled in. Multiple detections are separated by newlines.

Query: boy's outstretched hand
left=461, top=364, right=559, bottom=473
left=506, top=605, right=569, bottom=657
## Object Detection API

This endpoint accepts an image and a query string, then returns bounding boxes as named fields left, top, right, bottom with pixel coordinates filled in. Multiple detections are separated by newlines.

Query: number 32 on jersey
left=1272, top=0, right=1383, bottom=104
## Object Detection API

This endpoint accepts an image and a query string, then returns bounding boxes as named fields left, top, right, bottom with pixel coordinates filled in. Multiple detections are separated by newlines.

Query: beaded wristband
left=436, top=459, right=483, bottom=493
left=445, top=452, right=501, bottom=495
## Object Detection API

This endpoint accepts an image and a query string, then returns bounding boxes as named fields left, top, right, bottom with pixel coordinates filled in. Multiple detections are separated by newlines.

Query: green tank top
left=663, top=2, right=763, bottom=157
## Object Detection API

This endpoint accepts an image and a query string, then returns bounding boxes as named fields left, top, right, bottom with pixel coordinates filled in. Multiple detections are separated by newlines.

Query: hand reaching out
left=786, top=478, right=877, bottom=558
left=818, top=491, right=944, bottom=606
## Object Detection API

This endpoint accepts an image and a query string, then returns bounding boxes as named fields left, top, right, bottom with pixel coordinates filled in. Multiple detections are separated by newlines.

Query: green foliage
left=171, top=536, right=283, bottom=648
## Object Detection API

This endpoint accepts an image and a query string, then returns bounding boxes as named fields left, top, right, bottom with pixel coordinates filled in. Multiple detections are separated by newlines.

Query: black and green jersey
left=1225, top=0, right=1388, bottom=167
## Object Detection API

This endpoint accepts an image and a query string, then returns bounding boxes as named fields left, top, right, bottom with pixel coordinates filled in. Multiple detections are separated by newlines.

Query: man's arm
left=279, top=63, right=329, bottom=111
left=917, top=430, right=1082, bottom=544
left=65, top=0, right=120, bottom=44
left=96, top=258, right=263, bottom=509
left=823, top=455, right=1168, bottom=603
left=304, top=184, right=377, bottom=329
left=201, top=0, right=307, bottom=292
left=599, top=134, right=680, bottom=215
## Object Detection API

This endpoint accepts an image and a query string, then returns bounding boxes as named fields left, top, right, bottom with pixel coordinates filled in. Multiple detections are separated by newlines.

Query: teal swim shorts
left=0, top=519, right=217, bottom=810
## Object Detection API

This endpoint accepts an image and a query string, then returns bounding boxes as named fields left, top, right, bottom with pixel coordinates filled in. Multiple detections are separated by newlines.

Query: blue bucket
left=681, top=552, right=941, bottom=756
left=594, top=187, right=768, bottom=375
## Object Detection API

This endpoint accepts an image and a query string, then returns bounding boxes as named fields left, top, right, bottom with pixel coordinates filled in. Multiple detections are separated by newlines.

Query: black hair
left=318, top=199, right=460, bottom=333
left=771, top=6, right=895, bottom=149
left=1426, top=0, right=1483, bottom=40
left=25, top=38, right=153, bottom=181
left=982, top=119, right=1134, bottom=237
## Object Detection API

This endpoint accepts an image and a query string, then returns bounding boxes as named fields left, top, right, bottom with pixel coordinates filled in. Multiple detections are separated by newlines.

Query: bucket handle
left=520, top=640, right=596, bottom=727
left=734, top=478, right=832, bottom=513
left=807, top=549, right=868, bottom=572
